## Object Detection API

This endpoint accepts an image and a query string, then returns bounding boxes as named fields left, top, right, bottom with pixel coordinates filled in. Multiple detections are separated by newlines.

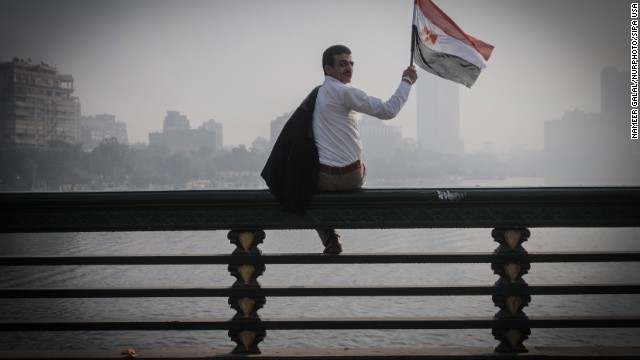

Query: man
left=315, top=45, right=417, bottom=254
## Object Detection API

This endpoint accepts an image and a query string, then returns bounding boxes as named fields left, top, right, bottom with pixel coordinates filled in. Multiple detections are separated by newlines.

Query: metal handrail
left=1, top=187, right=639, bottom=231
left=1, top=187, right=640, bottom=358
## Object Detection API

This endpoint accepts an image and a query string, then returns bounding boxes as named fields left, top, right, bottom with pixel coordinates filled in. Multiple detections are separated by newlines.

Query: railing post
left=227, top=230, right=266, bottom=354
left=491, top=228, right=531, bottom=353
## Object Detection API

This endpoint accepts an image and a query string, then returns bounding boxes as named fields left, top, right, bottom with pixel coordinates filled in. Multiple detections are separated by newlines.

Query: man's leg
left=316, top=229, right=342, bottom=254
left=315, top=162, right=367, bottom=254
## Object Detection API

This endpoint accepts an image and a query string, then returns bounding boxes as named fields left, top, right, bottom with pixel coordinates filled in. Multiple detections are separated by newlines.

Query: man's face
left=324, top=53, right=354, bottom=84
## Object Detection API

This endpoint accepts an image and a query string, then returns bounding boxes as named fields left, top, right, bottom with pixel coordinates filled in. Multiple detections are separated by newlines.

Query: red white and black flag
left=412, top=0, right=494, bottom=87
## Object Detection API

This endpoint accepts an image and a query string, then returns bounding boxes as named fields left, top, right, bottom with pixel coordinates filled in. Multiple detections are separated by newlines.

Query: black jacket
left=260, top=86, right=321, bottom=215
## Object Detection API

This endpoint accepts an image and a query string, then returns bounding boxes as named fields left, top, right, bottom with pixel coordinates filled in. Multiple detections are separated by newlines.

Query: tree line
left=0, top=138, right=543, bottom=191
left=0, top=139, right=268, bottom=191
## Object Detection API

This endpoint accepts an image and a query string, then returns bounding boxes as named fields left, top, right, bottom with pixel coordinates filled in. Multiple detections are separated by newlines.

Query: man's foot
left=323, top=234, right=342, bottom=254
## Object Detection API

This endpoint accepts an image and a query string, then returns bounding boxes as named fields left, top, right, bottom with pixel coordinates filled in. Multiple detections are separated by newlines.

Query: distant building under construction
left=0, top=58, right=80, bottom=148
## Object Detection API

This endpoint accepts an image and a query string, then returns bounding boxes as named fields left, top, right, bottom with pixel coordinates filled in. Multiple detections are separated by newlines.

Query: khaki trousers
left=315, top=162, right=367, bottom=245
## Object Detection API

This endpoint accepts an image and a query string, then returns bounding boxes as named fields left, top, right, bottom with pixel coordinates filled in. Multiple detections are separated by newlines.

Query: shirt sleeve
left=343, top=81, right=411, bottom=120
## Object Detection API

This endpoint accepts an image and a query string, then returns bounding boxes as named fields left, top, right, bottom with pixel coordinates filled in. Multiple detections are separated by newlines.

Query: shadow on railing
left=1, top=187, right=640, bottom=359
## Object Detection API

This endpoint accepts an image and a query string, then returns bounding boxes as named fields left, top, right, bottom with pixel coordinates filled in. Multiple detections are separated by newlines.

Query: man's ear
left=323, top=64, right=332, bottom=75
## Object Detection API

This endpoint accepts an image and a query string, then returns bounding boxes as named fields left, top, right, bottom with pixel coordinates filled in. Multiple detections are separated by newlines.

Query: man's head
left=322, top=45, right=354, bottom=84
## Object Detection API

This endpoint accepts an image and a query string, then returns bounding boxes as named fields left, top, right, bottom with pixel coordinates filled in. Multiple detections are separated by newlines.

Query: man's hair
left=322, top=45, right=351, bottom=72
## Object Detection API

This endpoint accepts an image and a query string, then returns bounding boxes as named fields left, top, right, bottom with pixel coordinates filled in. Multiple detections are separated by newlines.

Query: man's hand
left=402, top=66, right=418, bottom=85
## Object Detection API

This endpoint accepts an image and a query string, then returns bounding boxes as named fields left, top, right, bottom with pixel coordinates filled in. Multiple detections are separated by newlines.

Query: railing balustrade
left=1, top=187, right=639, bottom=359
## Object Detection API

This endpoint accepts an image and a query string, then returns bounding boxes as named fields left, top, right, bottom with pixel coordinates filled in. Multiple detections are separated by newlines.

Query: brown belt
left=318, top=160, right=362, bottom=175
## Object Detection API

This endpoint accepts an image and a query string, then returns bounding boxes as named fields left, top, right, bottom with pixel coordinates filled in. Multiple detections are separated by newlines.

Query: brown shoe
left=323, top=234, right=342, bottom=254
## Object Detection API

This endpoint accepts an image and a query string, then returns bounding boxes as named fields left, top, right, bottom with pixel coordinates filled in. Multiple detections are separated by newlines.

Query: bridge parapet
left=1, top=187, right=640, bottom=358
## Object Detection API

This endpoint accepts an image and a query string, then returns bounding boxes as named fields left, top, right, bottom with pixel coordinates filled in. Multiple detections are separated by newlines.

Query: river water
left=1, top=225, right=640, bottom=351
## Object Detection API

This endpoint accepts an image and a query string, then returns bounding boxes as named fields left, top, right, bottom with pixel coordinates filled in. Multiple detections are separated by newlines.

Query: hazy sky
left=0, top=0, right=631, bottom=152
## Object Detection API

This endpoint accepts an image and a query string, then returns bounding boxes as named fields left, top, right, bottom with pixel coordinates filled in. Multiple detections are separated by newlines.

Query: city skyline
left=0, top=0, right=632, bottom=153
left=1, top=62, right=637, bottom=189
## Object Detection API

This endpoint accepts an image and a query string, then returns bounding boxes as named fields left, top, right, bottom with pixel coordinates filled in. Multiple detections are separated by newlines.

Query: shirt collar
left=324, top=75, right=348, bottom=86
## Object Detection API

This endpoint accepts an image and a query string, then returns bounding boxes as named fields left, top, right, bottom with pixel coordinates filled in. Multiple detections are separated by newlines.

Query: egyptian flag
left=412, top=0, right=494, bottom=87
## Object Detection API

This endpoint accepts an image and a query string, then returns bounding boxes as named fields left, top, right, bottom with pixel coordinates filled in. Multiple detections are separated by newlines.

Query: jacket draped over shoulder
left=260, top=86, right=321, bottom=215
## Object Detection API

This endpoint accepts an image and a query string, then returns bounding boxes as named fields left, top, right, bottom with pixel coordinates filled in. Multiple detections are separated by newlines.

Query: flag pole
left=410, top=0, right=418, bottom=67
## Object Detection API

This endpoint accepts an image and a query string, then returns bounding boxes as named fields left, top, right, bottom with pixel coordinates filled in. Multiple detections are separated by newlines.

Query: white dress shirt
left=312, top=76, right=411, bottom=167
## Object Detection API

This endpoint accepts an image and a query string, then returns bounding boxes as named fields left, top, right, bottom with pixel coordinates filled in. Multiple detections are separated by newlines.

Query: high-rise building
left=0, top=58, right=79, bottom=148
left=359, top=115, right=402, bottom=161
left=163, top=110, right=190, bottom=131
left=269, top=111, right=292, bottom=147
left=200, top=118, right=223, bottom=151
left=79, top=113, right=128, bottom=150
left=149, top=111, right=219, bottom=154
left=544, top=109, right=606, bottom=185
left=544, top=67, right=639, bottom=185
left=416, top=76, right=463, bottom=154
